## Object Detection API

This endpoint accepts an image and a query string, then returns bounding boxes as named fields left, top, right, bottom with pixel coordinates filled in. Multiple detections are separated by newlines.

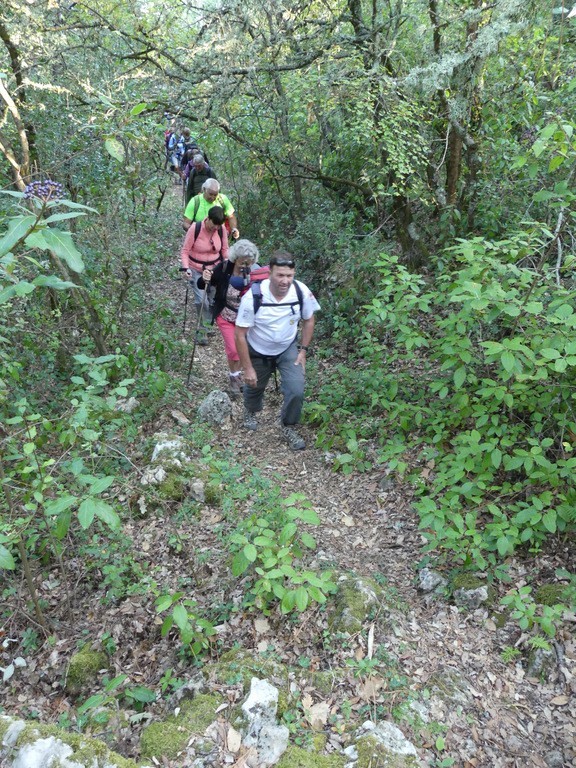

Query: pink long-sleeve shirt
left=180, top=220, right=229, bottom=272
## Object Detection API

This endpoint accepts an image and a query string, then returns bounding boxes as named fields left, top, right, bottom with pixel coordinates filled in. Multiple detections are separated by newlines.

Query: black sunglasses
left=272, top=258, right=295, bottom=268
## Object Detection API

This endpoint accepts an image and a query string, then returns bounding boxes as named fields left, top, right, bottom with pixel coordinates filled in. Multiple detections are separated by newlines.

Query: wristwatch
left=298, top=345, right=309, bottom=351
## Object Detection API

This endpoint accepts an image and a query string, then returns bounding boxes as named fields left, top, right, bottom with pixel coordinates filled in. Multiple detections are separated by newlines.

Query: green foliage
left=344, top=656, right=380, bottom=679
left=313, top=238, right=576, bottom=635
left=76, top=673, right=156, bottom=730
left=500, top=646, right=522, bottom=664
left=0, top=191, right=94, bottom=297
left=81, top=533, right=155, bottom=603
left=229, top=493, right=337, bottom=615
left=154, top=592, right=216, bottom=658
left=500, top=587, right=565, bottom=638
left=0, top=355, right=133, bottom=573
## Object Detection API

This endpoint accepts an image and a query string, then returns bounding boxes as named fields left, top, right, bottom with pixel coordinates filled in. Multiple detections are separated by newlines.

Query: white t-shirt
left=236, top=279, right=320, bottom=356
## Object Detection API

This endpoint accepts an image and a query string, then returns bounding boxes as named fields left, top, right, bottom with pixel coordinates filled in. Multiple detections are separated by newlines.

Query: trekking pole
left=182, top=284, right=189, bottom=335
left=186, top=287, right=208, bottom=386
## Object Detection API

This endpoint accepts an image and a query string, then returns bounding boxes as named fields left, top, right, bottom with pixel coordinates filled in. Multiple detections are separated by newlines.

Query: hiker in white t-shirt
left=235, top=251, right=320, bottom=451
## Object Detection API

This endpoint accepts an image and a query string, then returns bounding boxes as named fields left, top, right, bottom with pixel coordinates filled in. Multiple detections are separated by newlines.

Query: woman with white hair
left=198, top=239, right=260, bottom=394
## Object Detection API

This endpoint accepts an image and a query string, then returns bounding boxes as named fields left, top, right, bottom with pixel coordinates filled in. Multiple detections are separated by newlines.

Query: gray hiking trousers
left=190, top=268, right=215, bottom=326
left=243, top=340, right=305, bottom=426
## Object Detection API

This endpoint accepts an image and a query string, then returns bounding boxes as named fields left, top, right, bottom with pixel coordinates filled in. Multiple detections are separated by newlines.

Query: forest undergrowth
left=0, top=183, right=575, bottom=768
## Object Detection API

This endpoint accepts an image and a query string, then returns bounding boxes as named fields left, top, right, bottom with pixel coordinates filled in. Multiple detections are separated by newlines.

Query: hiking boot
left=282, top=425, right=306, bottom=451
left=243, top=409, right=259, bottom=431
left=229, top=373, right=243, bottom=396
left=196, top=335, right=209, bottom=347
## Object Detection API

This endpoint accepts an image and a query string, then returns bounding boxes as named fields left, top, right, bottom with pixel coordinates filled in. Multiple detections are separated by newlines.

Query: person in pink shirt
left=181, top=206, right=229, bottom=342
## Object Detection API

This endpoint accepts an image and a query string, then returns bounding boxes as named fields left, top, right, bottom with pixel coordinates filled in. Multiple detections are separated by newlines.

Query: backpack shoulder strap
left=251, top=282, right=263, bottom=315
left=193, top=220, right=201, bottom=245
left=192, top=196, right=201, bottom=221
left=251, top=280, right=303, bottom=316
left=218, top=226, right=223, bottom=259
left=294, top=281, right=304, bottom=315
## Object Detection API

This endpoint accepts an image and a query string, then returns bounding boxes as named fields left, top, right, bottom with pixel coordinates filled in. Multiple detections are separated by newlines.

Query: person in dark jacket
left=198, top=239, right=260, bottom=395
left=181, top=153, right=216, bottom=204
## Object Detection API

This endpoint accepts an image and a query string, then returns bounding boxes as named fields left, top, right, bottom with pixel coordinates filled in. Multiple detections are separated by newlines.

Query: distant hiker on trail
left=198, top=239, right=260, bottom=396
left=170, top=127, right=194, bottom=173
left=183, top=178, right=239, bottom=240
left=180, top=153, right=216, bottom=204
left=181, top=206, right=229, bottom=344
left=164, top=125, right=176, bottom=170
left=235, top=252, right=320, bottom=451
left=166, top=129, right=179, bottom=173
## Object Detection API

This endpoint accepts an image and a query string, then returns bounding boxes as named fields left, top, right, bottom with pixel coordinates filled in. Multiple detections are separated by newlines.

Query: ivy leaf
left=294, top=587, right=309, bottom=612
left=501, top=351, right=516, bottom=373
left=0, top=544, right=15, bottom=570
left=542, top=511, right=557, bottom=534
left=44, top=495, right=78, bottom=516
left=42, top=228, right=85, bottom=273
left=232, top=551, right=250, bottom=576
left=0, top=215, right=38, bottom=258
left=93, top=500, right=120, bottom=529
left=130, top=102, right=148, bottom=116
left=172, top=604, right=188, bottom=631
left=78, top=498, right=96, bottom=529
left=105, top=138, right=125, bottom=162
left=32, top=275, right=76, bottom=290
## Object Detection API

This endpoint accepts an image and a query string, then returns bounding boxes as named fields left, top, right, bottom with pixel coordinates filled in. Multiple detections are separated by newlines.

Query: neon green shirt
left=184, top=193, right=235, bottom=222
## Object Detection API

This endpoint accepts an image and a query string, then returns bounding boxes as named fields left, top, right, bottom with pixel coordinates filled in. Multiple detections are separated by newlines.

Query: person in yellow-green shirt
left=182, top=178, right=239, bottom=239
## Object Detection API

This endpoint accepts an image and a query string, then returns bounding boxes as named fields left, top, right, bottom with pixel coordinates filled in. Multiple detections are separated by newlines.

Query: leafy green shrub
left=229, top=492, right=337, bottom=614
left=314, top=239, right=576, bottom=591
left=154, top=592, right=216, bottom=657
